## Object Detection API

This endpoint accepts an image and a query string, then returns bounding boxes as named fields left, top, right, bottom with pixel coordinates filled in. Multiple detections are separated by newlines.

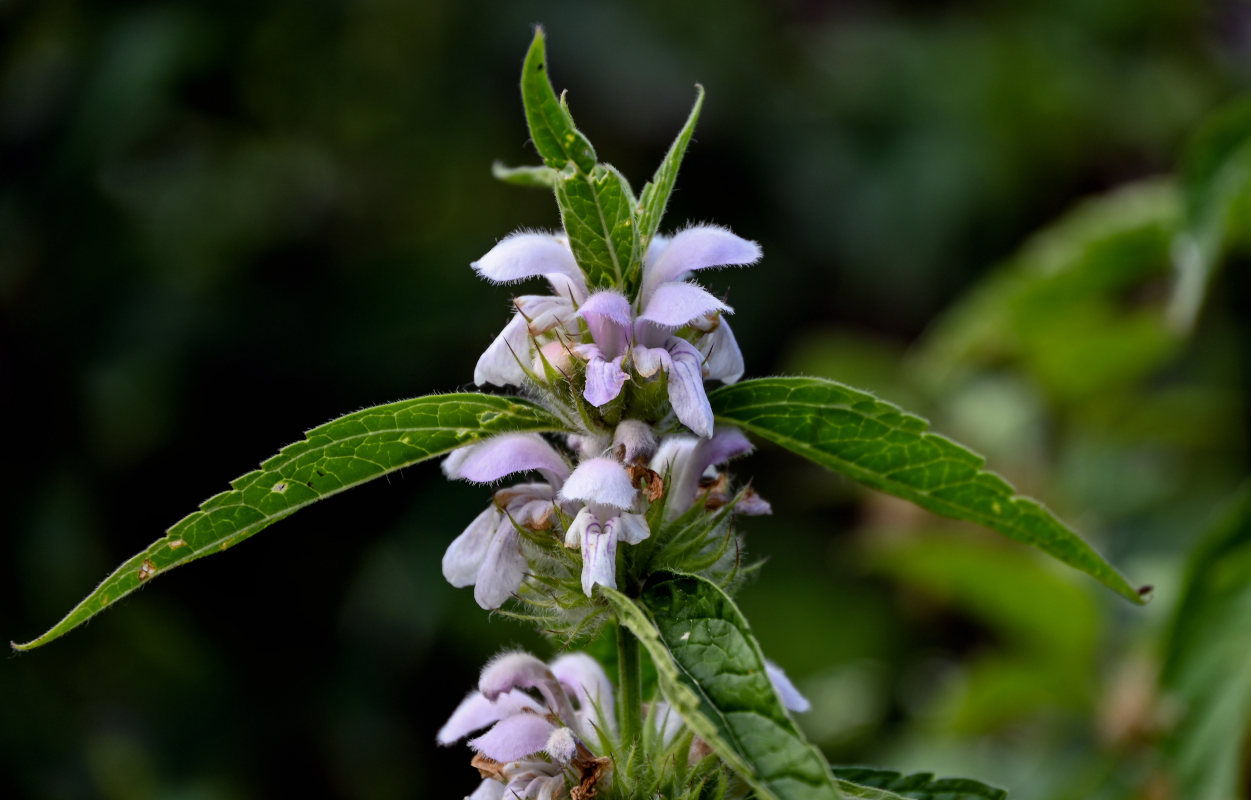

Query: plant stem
left=617, top=622, right=642, bottom=748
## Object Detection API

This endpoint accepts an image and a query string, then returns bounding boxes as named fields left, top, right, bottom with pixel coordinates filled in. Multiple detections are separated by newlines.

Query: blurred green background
left=3, top=0, right=1249, bottom=798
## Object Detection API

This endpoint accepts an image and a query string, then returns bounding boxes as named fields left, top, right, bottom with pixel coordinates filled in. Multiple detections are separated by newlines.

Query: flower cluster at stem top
left=440, top=225, right=771, bottom=611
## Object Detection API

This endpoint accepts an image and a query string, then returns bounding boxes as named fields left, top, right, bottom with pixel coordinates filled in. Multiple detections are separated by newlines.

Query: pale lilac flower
left=471, top=232, right=588, bottom=388
left=468, top=226, right=760, bottom=438
left=439, top=650, right=616, bottom=799
left=650, top=427, right=770, bottom=519
left=441, top=434, right=573, bottom=609
left=634, top=225, right=760, bottom=403
left=574, top=226, right=760, bottom=437
left=558, top=457, right=650, bottom=596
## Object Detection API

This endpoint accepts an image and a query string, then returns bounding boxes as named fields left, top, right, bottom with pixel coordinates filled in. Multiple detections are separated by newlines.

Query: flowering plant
left=14, top=28, right=1150, bottom=800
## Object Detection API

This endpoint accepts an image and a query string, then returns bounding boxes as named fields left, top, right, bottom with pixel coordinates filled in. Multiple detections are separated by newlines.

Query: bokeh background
left=3, top=0, right=1250, bottom=798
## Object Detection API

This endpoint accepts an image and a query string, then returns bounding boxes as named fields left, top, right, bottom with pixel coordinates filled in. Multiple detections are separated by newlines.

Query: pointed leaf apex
left=520, top=29, right=596, bottom=173
left=635, top=84, right=707, bottom=257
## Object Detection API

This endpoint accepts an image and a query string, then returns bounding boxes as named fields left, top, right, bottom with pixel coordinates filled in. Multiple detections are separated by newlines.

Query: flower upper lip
left=468, top=225, right=761, bottom=438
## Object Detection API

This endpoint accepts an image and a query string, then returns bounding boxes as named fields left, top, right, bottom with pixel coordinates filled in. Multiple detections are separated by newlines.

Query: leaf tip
left=527, top=25, right=547, bottom=58
left=1136, top=584, right=1155, bottom=604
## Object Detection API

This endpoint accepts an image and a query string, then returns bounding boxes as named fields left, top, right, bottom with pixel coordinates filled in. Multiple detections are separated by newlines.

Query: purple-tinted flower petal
left=578, top=290, right=632, bottom=357
left=443, top=433, right=570, bottom=485
left=650, top=429, right=755, bottom=517
left=642, top=226, right=761, bottom=304
left=480, top=652, right=555, bottom=700
left=650, top=435, right=702, bottom=516
left=580, top=527, right=619, bottom=596
left=644, top=234, right=670, bottom=271
left=736, top=490, right=772, bottom=516
left=515, top=294, right=577, bottom=335
left=442, top=506, right=500, bottom=588
left=608, top=513, right=650, bottom=545
left=474, top=313, right=531, bottom=388
left=473, top=522, right=527, bottom=610
left=550, top=653, right=616, bottom=733
left=480, top=650, right=578, bottom=726
left=664, top=337, right=714, bottom=438
left=511, top=498, right=557, bottom=530
left=632, top=344, right=669, bottom=379
left=555, top=656, right=617, bottom=716
left=473, top=232, right=586, bottom=292
left=566, top=506, right=601, bottom=549
left=765, top=660, right=811, bottom=713
left=559, top=457, right=637, bottom=510
left=650, top=436, right=698, bottom=476
left=469, top=713, right=558, bottom=762
left=468, top=779, right=505, bottom=800
left=700, top=428, right=754, bottom=475
left=544, top=272, right=588, bottom=305
left=437, top=689, right=543, bottom=745
left=639, top=281, right=732, bottom=328
left=613, top=420, right=656, bottom=463
left=495, top=482, right=555, bottom=507
left=583, top=353, right=629, bottom=408
left=700, top=317, right=745, bottom=384
left=566, top=433, right=609, bottom=461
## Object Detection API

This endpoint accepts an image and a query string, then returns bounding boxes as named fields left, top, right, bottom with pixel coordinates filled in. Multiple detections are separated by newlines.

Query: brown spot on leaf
left=137, top=559, right=157, bottom=581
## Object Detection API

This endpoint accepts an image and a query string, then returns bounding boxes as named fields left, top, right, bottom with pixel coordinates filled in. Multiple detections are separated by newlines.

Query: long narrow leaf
left=13, top=393, right=566, bottom=651
left=709, top=377, right=1147, bottom=605
left=637, top=85, right=704, bottom=252
left=520, top=27, right=596, bottom=173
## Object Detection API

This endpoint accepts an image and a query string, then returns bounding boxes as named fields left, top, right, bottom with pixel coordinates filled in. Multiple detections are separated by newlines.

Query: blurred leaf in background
left=1158, top=487, right=1251, bottom=800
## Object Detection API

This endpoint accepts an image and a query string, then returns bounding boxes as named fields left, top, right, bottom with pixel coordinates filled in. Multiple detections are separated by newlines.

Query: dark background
left=3, top=1, right=1249, bottom=798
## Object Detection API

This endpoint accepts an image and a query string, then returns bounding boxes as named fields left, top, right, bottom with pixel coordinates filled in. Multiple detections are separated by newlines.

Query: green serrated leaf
left=833, top=767, right=1007, bottom=800
left=1160, top=485, right=1251, bottom=800
left=603, top=575, right=843, bottom=800
left=637, top=86, right=704, bottom=252
left=12, top=394, right=566, bottom=651
left=556, top=162, right=639, bottom=290
left=709, top=377, right=1147, bottom=605
left=491, top=161, right=559, bottom=189
left=520, top=27, right=596, bottom=173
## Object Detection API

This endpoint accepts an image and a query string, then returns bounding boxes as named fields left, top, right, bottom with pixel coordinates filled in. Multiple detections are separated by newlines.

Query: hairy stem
left=616, top=622, right=642, bottom=749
